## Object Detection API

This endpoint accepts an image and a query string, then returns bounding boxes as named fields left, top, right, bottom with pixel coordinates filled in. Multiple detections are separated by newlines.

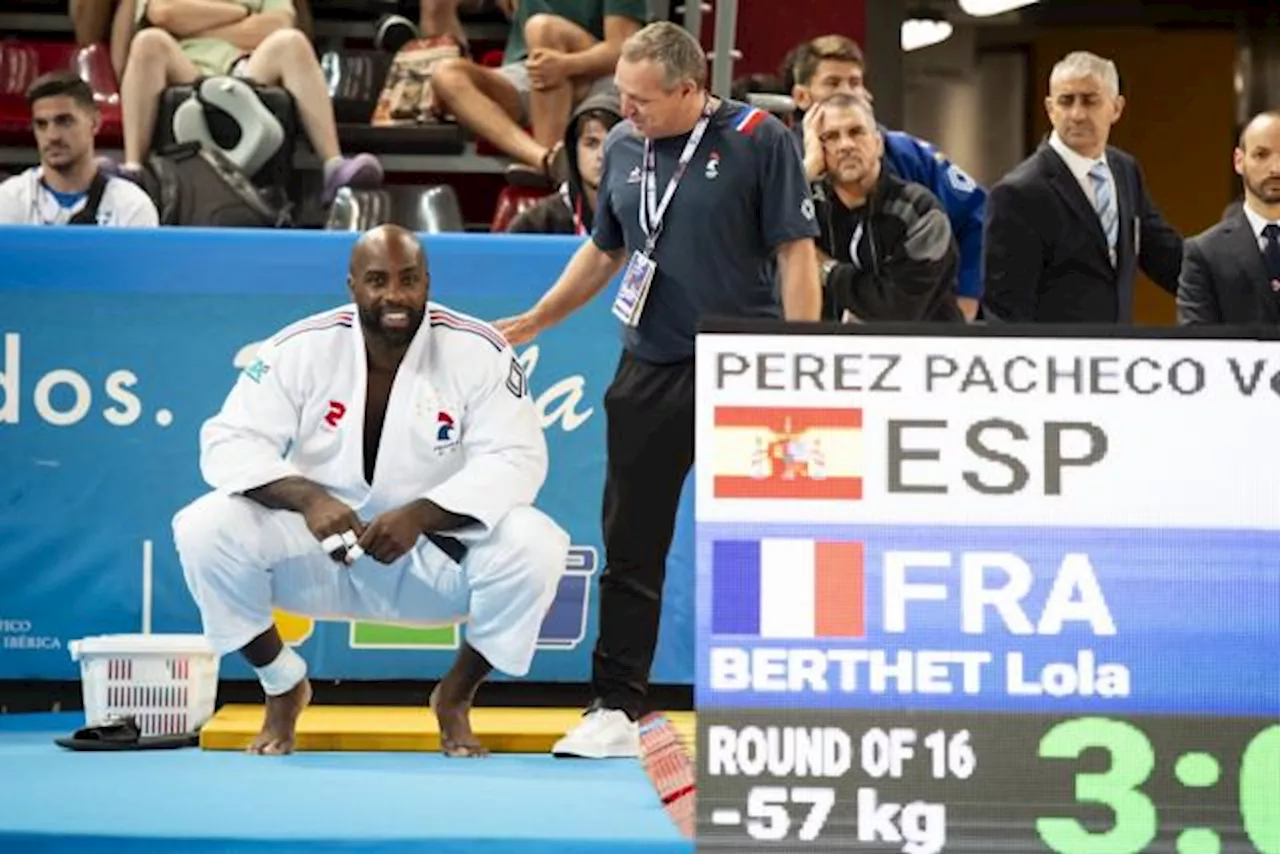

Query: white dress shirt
left=1048, top=131, right=1117, bottom=211
left=1241, top=202, right=1280, bottom=254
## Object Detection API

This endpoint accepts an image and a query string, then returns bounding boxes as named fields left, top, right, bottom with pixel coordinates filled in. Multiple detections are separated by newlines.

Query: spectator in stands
left=497, top=22, right=820, bottom=758
left=0, top=72, right=158, bottom=226
left=1177, top=110, right=1280, bottom=325
left=405, top=0, right=507, bottom=55
left=117, top=0, right=382, bottom=203
left=982, top=51, right=1182, bottom=323
left=506, top=91, right=621, bottom=234
left=811, top=94, right=962, bottom=323
left=785, top=35, right=986, bottom=320
left=71, top=0, right=314, bottom=85
left=69, top=0, right=138, bottom=78
left=430, top=0, right=647, bottom=189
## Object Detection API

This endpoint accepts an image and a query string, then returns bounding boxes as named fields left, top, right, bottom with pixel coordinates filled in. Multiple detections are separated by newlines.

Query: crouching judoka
left=172, top=224, right=569, bottom=757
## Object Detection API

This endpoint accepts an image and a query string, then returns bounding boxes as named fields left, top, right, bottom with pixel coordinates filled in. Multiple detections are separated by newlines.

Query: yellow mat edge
left=200, top=705, right=696, bottom=753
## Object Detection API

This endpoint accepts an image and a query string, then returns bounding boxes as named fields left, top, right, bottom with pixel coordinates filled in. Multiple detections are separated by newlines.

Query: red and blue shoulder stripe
left=272, top=308, right=355, bottom=345
left=429, top=305, right=507, bottom=352
left=732, top=105, right=768, bottom=136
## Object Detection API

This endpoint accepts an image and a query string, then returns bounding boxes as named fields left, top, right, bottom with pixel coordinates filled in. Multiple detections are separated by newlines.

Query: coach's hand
left=302, top=495, right=366, bottom=564
left=495, top=311, right=542, bottom=346
left=358, top=505, right=426, bottom=564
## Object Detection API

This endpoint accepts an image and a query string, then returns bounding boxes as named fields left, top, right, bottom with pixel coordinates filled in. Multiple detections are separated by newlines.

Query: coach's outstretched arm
left=496, top=240, right=627, bottom=346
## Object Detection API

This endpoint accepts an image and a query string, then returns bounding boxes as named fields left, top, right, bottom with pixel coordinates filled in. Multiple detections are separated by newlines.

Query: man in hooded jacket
left=506, top=90, right=622, bottom=235
left=812, top=94, right=963, bottom=323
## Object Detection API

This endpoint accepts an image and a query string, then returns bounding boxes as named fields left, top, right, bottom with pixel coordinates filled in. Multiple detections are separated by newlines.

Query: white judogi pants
left=171, top=493, right=570, bottom=676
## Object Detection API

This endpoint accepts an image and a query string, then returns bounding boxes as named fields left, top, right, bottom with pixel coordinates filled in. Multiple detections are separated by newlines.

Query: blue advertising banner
left=0, top=226, right=696, bottom=684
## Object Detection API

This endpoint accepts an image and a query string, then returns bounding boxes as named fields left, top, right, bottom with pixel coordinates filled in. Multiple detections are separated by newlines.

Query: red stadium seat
left=0, top=40, right=121, bottom=144
left=489, top=184, right=550, bottom=232
left=0, top=41, right=49, bottom=137
left=73, top=43, right=123, bottom=142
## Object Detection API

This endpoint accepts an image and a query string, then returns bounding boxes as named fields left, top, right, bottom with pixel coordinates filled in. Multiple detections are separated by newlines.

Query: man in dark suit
left=1178, top=111, right=1280, bottom=325
left=982, top=51, right=1183, bottom=323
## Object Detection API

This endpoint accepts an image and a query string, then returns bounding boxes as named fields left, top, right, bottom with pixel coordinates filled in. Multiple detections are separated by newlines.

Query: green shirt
left=503, top=0, right=649, bottom=66
left=135, top=0, right=295, bottom=77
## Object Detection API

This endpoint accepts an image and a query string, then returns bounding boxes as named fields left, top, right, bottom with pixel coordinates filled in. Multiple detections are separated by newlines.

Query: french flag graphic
left=711, top=539, right=865, bottom=638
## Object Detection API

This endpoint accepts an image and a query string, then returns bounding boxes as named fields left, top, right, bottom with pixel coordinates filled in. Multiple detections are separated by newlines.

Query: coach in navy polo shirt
left=498, top=20, right=820, bottom=759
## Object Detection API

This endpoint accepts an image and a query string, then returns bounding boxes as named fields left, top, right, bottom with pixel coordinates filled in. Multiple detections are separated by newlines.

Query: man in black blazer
left=982, top=51, right=1183, bottom=323
left=1178, top=111, right=1280, bottom=325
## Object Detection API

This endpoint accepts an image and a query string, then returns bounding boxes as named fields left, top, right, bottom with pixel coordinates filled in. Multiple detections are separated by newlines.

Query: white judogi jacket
left=199, top=301, right=546, bottom=539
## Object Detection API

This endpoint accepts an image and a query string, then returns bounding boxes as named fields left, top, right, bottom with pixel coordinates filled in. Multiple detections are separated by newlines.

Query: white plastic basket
left=69, top=633, right=220, bottom=737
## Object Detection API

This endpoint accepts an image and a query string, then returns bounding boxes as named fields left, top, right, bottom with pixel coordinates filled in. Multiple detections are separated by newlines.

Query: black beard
left=357, top=304, right=423, bottom=347
left=1247, top=175, right=1280, bottom=205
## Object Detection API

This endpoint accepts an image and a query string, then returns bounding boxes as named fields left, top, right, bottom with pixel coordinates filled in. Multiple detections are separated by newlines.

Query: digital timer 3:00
left=1036, top=717, right=1278, bottom=854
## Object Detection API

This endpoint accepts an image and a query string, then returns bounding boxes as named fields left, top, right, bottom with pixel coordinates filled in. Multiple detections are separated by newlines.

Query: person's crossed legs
left=521, top=13, right=601, bottom=175
left=431, top=12, right=603, bottom=183
left=120, top=27, right=382, bottom=202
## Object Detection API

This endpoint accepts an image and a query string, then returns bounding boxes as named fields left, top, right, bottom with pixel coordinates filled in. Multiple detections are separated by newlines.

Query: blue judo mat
left=0, top=713, right=692, bottom=853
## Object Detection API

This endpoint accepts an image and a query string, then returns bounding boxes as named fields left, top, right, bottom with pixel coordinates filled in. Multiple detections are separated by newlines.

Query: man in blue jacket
left=784, top=34, right=986, bottom=319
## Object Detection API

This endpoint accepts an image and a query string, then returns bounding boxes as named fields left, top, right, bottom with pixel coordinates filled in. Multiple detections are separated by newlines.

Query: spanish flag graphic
left=712, top=406, right=863, bottom=500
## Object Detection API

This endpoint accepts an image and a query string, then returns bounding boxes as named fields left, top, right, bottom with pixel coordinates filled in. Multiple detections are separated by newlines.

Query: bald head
left=350, top=224, right=425, bottom=275
left=1235, top=111, right=1280, bottom=210
left=347, top=224, right=429, bottom=348
left=1239, top=111, right=1280, bottom=150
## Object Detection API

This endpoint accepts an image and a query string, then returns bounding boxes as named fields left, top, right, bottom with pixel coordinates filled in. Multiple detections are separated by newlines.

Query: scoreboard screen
left=693, top=324, right=1280, bottom=853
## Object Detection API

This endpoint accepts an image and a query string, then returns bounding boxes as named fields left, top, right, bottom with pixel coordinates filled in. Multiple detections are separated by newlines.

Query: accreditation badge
left=612, top=251, right=658, bottom=328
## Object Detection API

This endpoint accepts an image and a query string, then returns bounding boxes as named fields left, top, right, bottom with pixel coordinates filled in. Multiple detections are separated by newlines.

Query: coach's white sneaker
left=552, top=707, right=640, bottom=758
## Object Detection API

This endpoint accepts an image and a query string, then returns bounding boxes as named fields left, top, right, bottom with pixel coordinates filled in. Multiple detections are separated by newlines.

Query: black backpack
left=141, top=141, right=291, bottom=227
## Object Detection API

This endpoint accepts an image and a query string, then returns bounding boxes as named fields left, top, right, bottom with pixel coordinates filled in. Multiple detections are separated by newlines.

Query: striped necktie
left=1089, top=161, right=1118, bottom=261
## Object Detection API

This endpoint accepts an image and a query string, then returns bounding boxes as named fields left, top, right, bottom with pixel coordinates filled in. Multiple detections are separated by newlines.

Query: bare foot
left=429, top=683, right=487, bottom=757
left=247, top=678, right=311, bottom=755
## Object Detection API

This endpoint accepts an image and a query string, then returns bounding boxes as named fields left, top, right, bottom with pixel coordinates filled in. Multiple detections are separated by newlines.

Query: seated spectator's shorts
left=498, top=62, right=617, bottom=125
